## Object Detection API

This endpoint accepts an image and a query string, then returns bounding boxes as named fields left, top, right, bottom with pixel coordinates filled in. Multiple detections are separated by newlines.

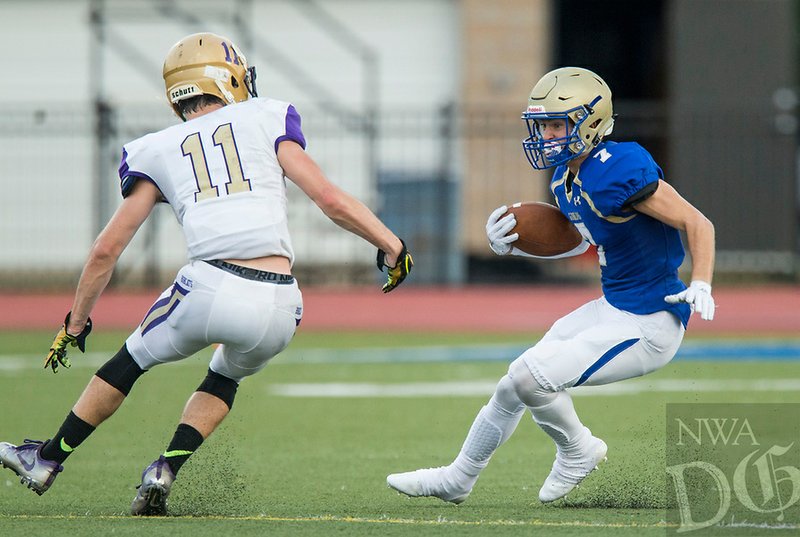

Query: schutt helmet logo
left=171, top=86, right=197, bottom=99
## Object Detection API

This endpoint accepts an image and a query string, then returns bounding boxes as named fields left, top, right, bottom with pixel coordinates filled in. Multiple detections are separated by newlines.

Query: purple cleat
left=0, top=439, right=64, bottom=495
left=130, top=456, right=176, bottom=516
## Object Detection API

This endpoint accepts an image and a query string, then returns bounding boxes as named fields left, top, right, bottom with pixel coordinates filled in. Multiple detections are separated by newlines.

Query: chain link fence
left=1, top=101, right=797, bottom=290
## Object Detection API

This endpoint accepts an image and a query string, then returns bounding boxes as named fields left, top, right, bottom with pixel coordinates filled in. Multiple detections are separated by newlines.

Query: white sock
left=505, top=357, right=590, bottom=455
left=449, top=376, right=525, bottom=488
left=529, top=391, right=590, bottom=455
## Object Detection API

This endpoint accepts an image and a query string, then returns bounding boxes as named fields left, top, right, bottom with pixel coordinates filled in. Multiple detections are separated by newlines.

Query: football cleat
left=539, top=436, right=607, bottom=503
left=0, top=439, right=63, bottom=495
left=130, top=456, right=176, bottom=516
left=386, top=466, right=471, bottom=505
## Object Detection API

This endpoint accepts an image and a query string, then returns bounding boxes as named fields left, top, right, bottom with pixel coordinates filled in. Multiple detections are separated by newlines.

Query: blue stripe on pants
left=574, top=338, right=640, bottom=387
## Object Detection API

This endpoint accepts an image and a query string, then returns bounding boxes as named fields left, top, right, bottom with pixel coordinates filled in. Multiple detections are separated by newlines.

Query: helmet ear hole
left=231, top=76, right=239, bottom=88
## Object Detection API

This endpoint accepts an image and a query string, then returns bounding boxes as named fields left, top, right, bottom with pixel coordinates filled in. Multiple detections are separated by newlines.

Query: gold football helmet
left=163, top=32, right=257, bottom=118
left=522, top=67, right=614, bottom=169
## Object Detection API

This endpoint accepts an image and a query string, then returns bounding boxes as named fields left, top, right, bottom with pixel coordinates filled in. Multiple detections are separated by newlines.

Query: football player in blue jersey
left=387, top=67, right=715, bottom=504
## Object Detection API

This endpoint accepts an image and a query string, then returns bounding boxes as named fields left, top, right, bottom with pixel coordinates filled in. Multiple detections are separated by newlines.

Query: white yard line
left=267, top=378, right=800, bottom=398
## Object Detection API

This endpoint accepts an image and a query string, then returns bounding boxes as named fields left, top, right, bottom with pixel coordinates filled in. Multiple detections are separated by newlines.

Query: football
left=504, top=202, right=584, bottom=256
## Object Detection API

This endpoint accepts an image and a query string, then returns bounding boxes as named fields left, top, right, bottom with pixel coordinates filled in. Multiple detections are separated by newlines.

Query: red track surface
left=1, top=285, right=798, bottom=335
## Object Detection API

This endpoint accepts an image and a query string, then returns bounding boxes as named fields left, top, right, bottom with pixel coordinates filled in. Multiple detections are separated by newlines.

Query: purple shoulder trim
left=274, top=104, right=307, bottom=153
left=118, top=148, right=130, bottom=179
left=119, top=148, right=166, bottom=201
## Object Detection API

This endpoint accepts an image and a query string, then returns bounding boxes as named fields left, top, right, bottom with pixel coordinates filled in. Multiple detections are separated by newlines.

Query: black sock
left=163, top=423, right=204, bottom=476
left=40, top=411, right=96, bottom=464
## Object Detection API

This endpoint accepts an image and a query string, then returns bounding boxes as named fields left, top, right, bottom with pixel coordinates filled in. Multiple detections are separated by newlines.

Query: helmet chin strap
left=214, top=80, right=235, bottom=104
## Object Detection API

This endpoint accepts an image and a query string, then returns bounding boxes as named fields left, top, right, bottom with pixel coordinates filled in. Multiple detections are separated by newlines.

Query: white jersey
left=118, top=98, right=306, bottom=264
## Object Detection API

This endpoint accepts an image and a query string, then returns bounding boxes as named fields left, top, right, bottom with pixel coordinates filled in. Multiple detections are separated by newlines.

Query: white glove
left=486, top=205, right=518, bottom=256
left=664, top=280, right=715, bottom=321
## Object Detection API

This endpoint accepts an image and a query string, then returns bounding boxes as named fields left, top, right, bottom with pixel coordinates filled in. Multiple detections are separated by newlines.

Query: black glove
left=377, top=239, right=414, bottom=293
left=44, top=312, right=93, bottom=373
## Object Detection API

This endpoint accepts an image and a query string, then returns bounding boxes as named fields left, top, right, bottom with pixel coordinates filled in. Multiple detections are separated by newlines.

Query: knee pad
left=492, top=375, right=525, bottom=414
left=508, top=358, right=555, bottom=408
left=95, top=344, right=146, bottom=396
left=197, top=369, right=239, bottom=410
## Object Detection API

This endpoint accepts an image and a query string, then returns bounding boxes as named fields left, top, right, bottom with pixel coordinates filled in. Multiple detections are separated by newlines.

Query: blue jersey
left=550, top=141, right=691, bottom=327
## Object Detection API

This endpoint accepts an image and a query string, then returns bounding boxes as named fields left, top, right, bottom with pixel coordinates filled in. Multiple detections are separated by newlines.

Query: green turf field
left=1, top=330, right=798, bottom=536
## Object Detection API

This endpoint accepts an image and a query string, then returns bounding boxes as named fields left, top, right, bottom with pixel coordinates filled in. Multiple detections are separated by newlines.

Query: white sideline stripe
left=0, top=353, right=202, bottom=372
left=0, top=353, right=111, bottom=371
left=267, top=378, right=800, bottom=398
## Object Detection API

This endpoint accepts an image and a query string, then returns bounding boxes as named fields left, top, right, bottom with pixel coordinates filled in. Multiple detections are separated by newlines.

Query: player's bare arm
left=67, top=180, right=160, bottom=335
left=4, top=32, right=414, bottom=510
left=277, top=140, right=404, bottom=266
left=633, top=179, right=715, bottom=284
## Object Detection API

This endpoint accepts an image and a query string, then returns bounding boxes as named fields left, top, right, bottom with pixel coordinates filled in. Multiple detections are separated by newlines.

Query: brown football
left=504, top=202, right=584, bottom=256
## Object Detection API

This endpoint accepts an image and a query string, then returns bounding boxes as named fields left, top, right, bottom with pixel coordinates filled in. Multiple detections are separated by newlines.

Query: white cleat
left=130, top=456, right=176, bottom=516
left=386, top=466, right=471, bottom=505
left=539, top=436, right=607, bottom=503
left=0, top=439, right=63, bottom=496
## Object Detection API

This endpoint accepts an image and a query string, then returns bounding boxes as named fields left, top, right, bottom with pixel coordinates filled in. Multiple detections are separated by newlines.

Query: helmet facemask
left=523, top=108, right=581, bottom=170
left=244, top=65, right=258, bottom=99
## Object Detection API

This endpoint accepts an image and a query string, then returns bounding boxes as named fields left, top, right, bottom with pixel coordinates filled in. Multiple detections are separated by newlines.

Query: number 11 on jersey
left=182, top=123, right=252, bottom=203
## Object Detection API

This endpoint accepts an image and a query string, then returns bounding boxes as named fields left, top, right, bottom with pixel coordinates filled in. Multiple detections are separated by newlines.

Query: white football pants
left=521, top=296, right=685, bottom=391
left=126, top=260, right=303, bottom=382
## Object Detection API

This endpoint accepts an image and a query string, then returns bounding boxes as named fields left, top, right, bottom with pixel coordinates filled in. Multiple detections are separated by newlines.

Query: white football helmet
left=522, top=67, right=614, bottom=169
left=163, top=32, right=257, bottom=119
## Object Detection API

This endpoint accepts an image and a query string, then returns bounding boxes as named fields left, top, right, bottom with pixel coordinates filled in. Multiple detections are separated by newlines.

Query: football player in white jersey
left=387, top=67, right=714, bottom=505
left=0, top=32, right=413, bottom=515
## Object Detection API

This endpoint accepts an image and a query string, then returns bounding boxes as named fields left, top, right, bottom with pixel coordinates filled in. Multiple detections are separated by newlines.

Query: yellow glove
left=377, top=239, right=414, bottom=293
left=45, top=312, right=92, bottom=373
